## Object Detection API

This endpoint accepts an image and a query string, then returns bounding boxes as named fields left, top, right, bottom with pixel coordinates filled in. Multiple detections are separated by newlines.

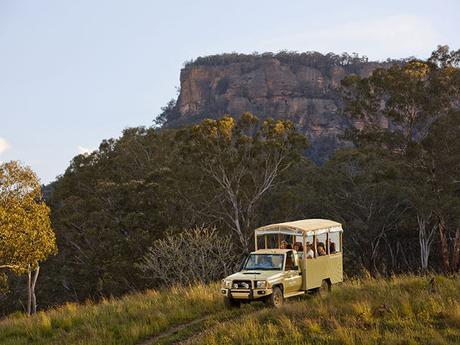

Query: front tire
left=265, top=286, right=284, bottom=308
left=224, top=297, right=241, bottom=309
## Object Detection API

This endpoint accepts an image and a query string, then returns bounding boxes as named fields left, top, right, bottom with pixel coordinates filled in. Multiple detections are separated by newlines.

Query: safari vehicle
left=221, top=219, right=343, bottom=308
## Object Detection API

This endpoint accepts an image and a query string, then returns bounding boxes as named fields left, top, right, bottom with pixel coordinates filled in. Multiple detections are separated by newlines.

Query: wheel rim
left=274, top=291, right=282, bottom=306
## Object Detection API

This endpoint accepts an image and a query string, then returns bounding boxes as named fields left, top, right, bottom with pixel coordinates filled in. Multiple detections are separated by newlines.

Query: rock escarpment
left=164, top=52, right=392, bottom=161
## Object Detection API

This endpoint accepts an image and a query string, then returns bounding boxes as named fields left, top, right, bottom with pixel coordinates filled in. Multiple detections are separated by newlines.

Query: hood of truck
left=225, top=270, right=283, bottom=282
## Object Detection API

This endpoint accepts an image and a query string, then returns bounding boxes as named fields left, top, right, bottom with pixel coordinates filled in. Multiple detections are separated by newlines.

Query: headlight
left=256, top=280, right=268, bottom=289
left=221, top=279, right=232, bottom=288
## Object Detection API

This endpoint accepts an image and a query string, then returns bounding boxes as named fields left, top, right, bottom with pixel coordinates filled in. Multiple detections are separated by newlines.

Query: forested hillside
left=1, top=46, right=459, bottom=317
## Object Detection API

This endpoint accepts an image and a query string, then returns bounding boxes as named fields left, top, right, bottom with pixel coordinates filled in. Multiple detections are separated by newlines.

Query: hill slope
left=0, top=275, right=459, bottom=345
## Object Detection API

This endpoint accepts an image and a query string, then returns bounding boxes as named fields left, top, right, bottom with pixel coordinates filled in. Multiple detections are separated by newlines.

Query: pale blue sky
left=1, top=0, right=459, bottom=184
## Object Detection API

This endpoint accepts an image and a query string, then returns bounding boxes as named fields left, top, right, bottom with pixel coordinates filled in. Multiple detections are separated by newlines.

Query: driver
left=258, top=255, right=273, bottom=269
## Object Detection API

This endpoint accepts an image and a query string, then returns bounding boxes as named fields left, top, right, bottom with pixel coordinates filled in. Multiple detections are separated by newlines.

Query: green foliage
left=341, top=45, right=460, bottom=273
left=184, top=51, right=372, bottom=76
left=3, top=46, right=460, bottom=316
left=175, top=113, right=308, bottom=252
left=154, top=98, right=179, bottom=127
left=41, top=127, right=179, bottom=304
left=28, top=113, right=307, bottom=309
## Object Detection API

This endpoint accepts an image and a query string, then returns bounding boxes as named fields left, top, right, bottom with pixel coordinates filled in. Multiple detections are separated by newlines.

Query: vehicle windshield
left=243, top=254, right=284, bottom=271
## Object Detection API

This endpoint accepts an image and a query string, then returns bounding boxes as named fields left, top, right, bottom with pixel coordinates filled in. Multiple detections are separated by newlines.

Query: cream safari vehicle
left=221, top=219, right=343, bottom=308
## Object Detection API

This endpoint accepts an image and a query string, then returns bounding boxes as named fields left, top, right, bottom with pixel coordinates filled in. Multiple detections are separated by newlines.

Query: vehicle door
left=284, top=250, right=302, bottom=294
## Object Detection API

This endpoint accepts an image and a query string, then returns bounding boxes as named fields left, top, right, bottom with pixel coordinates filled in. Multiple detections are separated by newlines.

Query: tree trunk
left=438, top=216, right=451, bottom=273
left=417, top=214, right=436, bottom=272
left=31, top=265, right=40, bottom=314
left=452, top=228, right=460, bottom=272
left=26, top=264, right=40, bottom=315
left=27, top=265, right=32, bottom=316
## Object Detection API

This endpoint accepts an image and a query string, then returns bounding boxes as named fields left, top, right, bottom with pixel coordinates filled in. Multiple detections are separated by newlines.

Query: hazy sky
left=1, top=0, right=459, bottom=184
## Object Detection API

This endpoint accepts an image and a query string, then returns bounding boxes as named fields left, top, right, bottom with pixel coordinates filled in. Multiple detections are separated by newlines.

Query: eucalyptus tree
left=0, top=161, right=56, bottom=314
left=342, top=45, right=460, bottom=272
left=175, top=113, right=308, bottom=253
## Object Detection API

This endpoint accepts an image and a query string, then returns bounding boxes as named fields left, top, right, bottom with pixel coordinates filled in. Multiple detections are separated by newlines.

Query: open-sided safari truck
left=221, top=219, right=343, bottom=308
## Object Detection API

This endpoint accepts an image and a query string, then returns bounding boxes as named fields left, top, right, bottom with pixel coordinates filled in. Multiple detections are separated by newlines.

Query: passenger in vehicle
left=293, top=242, right=302, bottom=252
left=317, top=243, right=326, bottom=256
left=280, top=240, right=288, bottom=249
left=329, top=241, right=337, bottom=254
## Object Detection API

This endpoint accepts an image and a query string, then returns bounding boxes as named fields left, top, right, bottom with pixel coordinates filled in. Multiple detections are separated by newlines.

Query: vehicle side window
left=329, top=231, right=341, bottom=253
left=316, top=233, right=327, bottom=256
left=285, top=251, right=294, bottom=271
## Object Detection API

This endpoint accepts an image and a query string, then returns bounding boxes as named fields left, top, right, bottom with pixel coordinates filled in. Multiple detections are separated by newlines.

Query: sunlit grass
left=0, top=276, right=458, bottom=345
left=193, top=275, right=460, bottom=345
left=0, top=283, right=222, bottom=345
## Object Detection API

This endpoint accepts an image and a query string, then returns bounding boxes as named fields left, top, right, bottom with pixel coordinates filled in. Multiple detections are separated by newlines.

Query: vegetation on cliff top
left=183, top=50, right=376, bottom=70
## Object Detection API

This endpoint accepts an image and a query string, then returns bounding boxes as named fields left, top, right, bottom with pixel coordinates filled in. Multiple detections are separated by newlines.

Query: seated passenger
left=280, top=240, right=288, bottom=249
left=317, top=244, right=326, bottom=256
left=306, top=244, right=314, bottom=259
left=329, top=241, right=337, bottom=254
left=293, top=242, right=304, bottom=252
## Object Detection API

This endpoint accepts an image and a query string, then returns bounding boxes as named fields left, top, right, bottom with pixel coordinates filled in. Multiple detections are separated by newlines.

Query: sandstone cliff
left=163, top=52, right=392, bottom=161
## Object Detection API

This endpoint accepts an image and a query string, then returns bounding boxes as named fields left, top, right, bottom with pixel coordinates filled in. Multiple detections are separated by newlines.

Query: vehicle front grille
left=231, top=280, right=252, bottom=289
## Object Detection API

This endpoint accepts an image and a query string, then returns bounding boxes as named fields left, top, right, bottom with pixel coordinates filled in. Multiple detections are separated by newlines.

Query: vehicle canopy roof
left=255, top=219, right=342, bottom=237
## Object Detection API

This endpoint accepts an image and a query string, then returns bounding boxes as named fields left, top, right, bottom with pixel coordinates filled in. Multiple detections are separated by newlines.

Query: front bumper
left=221, top=288, right=273, bottom=300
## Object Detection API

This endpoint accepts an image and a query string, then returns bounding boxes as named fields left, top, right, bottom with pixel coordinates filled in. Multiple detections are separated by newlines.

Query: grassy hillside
left=197, top=275, right=460, bottom=345
left=0, top=284, right=223, bottom=345
left=0, top=275, right=459, bottom=345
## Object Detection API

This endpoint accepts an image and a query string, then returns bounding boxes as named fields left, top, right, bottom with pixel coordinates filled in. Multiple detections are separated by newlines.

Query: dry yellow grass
left=193, top=275, right=460, bottom=345
left=0, top=275, right=458, bottom=345
left=0, top=284, right=222, bottom=345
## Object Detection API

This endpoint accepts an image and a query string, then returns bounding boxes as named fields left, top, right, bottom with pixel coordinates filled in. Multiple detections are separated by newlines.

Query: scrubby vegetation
left=183, top=51, right=374, bottom=73
left=0, top=275, right=458, bottom=345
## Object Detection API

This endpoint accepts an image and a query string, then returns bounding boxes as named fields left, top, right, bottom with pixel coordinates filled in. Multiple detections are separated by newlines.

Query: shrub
left=138, top=226, right=242, bottom=286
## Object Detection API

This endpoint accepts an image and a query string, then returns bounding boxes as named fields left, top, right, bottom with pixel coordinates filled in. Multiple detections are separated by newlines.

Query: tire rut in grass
left=172, top=307, right=263, bottom=345
left=137, top=315, right=212, bottom=345
left=139, top=305, right=261, bottom=345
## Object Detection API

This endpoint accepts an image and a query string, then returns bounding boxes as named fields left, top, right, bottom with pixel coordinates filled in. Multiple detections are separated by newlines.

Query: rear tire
left=224, top=297, right=241, bottom=309
left=265, top=286, right=284, bottom=308
left=319, top=279, right=331, bottom=296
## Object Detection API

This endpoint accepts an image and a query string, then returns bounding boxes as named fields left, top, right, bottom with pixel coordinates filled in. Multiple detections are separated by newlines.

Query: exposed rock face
left=165, top=53, right=390, bottom=161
